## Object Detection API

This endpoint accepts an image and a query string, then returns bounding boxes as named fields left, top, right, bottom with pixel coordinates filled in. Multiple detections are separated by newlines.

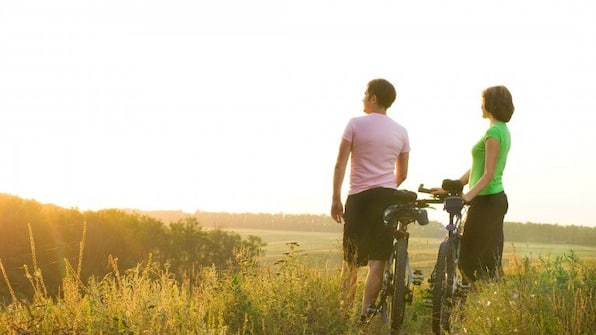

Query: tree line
left=0, top=194, right=266, bottom=300
left=144, top=209, right=596, bottom=246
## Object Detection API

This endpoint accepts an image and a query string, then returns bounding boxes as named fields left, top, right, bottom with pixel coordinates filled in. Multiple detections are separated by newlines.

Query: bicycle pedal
left=457, top=284, right=471, bottom=297
left=365, top=304, right=377, bottom=316
left=412, top=269, right=424, bottom=285
left=458, top=283, right=471, bottom=290
left=457, top=283, right=470, bottom=291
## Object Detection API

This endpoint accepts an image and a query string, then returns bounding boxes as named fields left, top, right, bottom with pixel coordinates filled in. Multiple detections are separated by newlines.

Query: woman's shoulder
left=490, top=122, right=509, bottom=131
left=485, top=122, right=510, bottom=140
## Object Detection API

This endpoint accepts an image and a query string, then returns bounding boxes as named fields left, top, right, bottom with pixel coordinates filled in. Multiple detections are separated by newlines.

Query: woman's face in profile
left=481, top=97, right=490, bottom=119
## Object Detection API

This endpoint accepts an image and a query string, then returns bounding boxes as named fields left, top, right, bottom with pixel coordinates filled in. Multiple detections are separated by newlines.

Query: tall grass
left=0, top=238, right=358, bottom=335
left=0, top=226, right=594, bottom=334
left=455, top=251, right=595, bottom=335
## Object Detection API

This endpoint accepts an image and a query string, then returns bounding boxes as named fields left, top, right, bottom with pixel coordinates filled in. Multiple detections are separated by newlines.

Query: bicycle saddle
left=393, top=190, right=417, bottom=204
left=441, top=179, right=464, bottom=195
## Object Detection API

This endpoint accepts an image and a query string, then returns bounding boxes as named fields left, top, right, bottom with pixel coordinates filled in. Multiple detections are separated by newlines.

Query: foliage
left=0, top=194, right=265, bottom=300
left=456, top=252, right=596, bottom=335
left=0, top=244, right=355, bottom=335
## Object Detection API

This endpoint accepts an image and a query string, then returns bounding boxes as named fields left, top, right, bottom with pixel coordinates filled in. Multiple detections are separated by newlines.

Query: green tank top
left=469, top=122, right=511, bottom=195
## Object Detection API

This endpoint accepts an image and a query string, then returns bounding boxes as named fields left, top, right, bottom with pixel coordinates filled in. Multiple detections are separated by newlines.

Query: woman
left=435, top=85, right=514, bottom=282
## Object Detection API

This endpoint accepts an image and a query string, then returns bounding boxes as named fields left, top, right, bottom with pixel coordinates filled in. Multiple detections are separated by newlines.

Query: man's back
left=343, top=113, right=409, bottom=195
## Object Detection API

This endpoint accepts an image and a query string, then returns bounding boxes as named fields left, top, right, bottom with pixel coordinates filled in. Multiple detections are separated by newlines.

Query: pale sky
left=1, top=0, right=595, bottom=227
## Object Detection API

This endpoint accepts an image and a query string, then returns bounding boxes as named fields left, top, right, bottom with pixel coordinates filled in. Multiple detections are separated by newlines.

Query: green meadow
left=231, top=228, right=596, bottom=272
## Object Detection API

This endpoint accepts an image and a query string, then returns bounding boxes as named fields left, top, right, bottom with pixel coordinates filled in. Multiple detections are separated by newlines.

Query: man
left=331, top=78, right=410, bottom=320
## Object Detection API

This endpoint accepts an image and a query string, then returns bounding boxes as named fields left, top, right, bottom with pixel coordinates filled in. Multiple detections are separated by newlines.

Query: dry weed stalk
left=27, top=222, right=47, bottom=297
left=77, top=221, right=87, bottom=279
left=0, top=258, right=17, bottom=303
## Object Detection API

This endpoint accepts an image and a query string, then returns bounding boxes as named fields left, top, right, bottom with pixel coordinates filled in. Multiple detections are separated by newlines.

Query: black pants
left=459, top=192, right=508, bottom=282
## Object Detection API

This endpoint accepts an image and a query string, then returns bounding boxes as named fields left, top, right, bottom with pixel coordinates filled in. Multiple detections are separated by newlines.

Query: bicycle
left=418, top=179, right=470, bottom=335
left=363, top=189, right=430, bottom=334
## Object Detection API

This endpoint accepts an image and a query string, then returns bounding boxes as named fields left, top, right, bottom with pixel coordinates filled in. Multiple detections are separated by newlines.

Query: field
left=230, top=228, right=596, bottom=272
left=1, top=227, right=593, bottom=334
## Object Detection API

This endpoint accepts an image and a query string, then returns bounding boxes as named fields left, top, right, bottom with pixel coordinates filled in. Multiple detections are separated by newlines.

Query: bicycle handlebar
left=419, top=180, right=464, bottom=197
left=416, top=198, right=444, bottom=206
left=417, top=184, right=446, bottom=204
left=417, top=184, right=434, bottom=194
left=418, top=181, right=468, bottom=217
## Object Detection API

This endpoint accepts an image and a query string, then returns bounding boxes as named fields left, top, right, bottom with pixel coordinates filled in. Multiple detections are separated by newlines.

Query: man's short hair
left=367, top=79, right=397, bottom=109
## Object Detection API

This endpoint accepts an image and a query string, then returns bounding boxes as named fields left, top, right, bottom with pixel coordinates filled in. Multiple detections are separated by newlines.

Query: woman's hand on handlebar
left=432, top=188, right=472, bottom=205
left=430, top=187, right=448, bottom=196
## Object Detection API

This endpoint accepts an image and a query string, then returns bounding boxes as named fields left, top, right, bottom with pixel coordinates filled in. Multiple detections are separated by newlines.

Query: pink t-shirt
left=342, top=113, right=410, bottom=195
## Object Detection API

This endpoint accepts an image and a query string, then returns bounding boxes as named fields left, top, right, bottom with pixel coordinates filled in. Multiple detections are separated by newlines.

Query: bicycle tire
left=442, top=239, right=458, bottom=332
left=431, top=239, right=449, bottom=335
left=380, top=251, right=396, bottom=324
left=390, top=237, right=408, bottom=333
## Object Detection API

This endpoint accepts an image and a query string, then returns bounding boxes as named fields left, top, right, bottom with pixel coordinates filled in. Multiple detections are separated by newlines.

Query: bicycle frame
left=365, top=190, right=428, bottom=334
left=418, top=181, right=470, bottom=335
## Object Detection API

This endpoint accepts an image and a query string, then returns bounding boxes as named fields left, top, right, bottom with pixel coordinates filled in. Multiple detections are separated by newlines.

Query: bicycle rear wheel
left=390, top=237, right=408, bottom=334
left=431, top=239, right=450, bottom=334
left=380, top=251, right=396, bottom=324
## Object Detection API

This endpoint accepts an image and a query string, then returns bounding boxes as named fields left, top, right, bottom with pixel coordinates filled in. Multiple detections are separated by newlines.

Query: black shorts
left=343, top=187, right=395, bottom=267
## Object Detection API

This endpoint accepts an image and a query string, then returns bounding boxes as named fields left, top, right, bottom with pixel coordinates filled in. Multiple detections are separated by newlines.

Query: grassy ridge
left=0, top=229, right=594, bottom=334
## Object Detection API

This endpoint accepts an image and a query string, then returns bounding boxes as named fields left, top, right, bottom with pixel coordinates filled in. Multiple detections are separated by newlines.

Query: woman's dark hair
left=483, top=85, right=514, bottom=122
left=367, top=79, right=397, bottom=109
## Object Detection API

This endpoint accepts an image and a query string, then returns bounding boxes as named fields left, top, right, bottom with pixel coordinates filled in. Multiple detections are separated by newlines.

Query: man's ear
left=369, top=94, right=377, bottom=104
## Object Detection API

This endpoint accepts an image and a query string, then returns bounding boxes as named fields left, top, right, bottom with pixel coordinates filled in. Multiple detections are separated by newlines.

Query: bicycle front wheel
left=431, top=239, right=449, bottom=335
left=432, top=238, right=459, bottom=334
left=390, top=237, right=408, bottom=333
